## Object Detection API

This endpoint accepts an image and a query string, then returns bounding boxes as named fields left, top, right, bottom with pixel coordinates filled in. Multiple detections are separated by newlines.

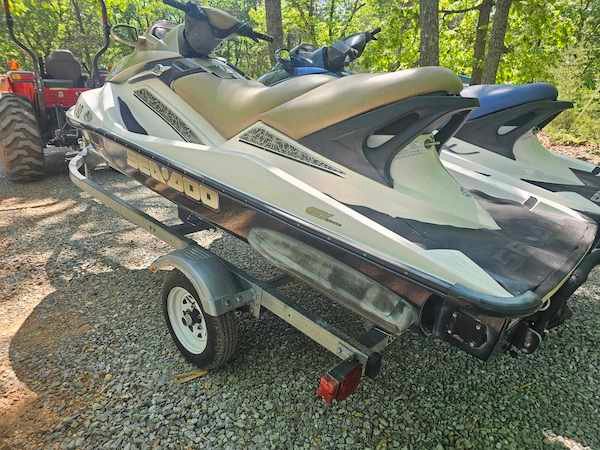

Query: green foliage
left=545, top=47, right=600, bottom=146
left=0, top=0, right=598, bottom=142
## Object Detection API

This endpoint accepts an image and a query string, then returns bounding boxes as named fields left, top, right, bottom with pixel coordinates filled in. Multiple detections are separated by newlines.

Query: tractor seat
left=462, top=82, right=558, bottom=120
left=45, top=50, right=83, bottom=87
left=172, top=66, right=463, bottom=139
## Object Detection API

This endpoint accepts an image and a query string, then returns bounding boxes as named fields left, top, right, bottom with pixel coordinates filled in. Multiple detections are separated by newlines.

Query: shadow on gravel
left=8, top=242, right=600, bottom=449
left=3, top=172, right=600, bottom=449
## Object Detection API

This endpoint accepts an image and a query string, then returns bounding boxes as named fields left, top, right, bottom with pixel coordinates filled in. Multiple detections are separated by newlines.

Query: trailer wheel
left=0, top=94, right=44, bottom=182
left=162, top=270, right=239, bottom=369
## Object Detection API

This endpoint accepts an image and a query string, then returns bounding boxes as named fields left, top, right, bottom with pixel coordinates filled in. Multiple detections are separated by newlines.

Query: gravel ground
left=1, top=162, right=600, bottom=450
left=539, top=133, right=600, bottom=165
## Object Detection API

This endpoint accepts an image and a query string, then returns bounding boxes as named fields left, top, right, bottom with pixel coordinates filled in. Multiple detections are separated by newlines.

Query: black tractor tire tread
left=0, top=94, right=44, bottom=182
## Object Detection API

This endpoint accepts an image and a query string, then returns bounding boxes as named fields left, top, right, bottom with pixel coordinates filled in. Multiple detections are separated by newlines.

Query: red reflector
left=336, top=364, right=362, bottom=401
left=316, top=374, right=339, bottom=405
left=316, top=362, right=363, bottom=404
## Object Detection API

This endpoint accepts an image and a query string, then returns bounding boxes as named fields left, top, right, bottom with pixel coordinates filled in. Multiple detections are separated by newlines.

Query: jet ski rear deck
left=443, top=83, right=600, bottom=218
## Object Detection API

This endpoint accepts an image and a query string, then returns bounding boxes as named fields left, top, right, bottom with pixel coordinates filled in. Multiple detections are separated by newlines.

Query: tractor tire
left=0, top=94, right=44, bottom=182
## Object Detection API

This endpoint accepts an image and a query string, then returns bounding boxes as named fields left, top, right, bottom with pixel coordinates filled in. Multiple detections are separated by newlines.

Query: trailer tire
left=162, top=269, right=239, bottom=369
left=0, top=94, right=44, bottom=182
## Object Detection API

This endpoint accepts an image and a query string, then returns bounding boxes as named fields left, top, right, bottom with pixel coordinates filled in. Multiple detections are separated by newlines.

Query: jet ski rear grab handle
left=70, top=148, right=393, bottom=404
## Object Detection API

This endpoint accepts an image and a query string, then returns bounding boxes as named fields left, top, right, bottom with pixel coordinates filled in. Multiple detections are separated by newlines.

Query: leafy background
left=1, top=0, right=598, bottom=144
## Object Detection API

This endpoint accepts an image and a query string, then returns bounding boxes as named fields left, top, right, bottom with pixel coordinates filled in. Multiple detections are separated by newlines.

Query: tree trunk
left=418, top=0, right=439, bottom=66
left=70, top=0, right=92, bottom=72
left=265, top=0, right=284, bottom=65
left=481, top=0, right=512, bottom=84
left=328, top=0, right=336, bottom=41
left=470, top=0, right=493, bottom=85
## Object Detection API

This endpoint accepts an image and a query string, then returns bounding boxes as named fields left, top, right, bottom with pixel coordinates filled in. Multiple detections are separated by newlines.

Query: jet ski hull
left=66, top=46, right=596, bottom=361
left=72, top=125, right=599, bottom=359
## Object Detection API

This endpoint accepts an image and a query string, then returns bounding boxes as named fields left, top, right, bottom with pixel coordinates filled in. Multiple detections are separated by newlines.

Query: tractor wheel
left=0, top=94, right=44, bottom=182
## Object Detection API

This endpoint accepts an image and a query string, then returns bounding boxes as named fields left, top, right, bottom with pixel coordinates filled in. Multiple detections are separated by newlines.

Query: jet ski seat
left=172, top=66, right=463, bottom=139
left=462, top=83, right=558, bottom=120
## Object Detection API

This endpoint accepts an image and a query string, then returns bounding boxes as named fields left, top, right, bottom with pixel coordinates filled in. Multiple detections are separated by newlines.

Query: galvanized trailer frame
left=69, top=148, right=395, bottom=402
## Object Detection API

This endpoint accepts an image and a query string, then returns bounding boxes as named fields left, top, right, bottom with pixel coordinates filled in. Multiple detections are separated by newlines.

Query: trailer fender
left=150, top=246, right=256, bottom=316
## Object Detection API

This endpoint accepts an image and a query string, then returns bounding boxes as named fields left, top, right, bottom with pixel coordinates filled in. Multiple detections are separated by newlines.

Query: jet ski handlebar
left=273, top=27, right=382, bottom=75
left=330, top=27, right=380, bottom=67
left=163, top=0, right=205, bottom=17
left=248, top=30, right=275, bottom=43
left=162, top=0, right=273, bottom=42
left=235, top=23, right=274, bottom=43
left=343, top=27, right=381, bottom=55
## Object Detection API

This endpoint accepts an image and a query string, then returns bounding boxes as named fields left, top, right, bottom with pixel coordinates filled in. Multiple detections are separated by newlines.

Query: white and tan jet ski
left=68, top=1, right=598, bottom=360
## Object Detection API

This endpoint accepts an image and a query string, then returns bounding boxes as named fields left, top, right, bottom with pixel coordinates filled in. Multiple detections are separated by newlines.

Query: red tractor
left=0, top=0, right=110, bottom=182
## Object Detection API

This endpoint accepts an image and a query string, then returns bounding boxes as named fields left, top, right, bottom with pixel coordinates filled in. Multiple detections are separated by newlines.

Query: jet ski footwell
left=71, top=143, right=600, bottom=377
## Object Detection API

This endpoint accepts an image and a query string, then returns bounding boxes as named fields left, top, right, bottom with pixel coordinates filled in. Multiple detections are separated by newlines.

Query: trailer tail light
left=316, top=358, right=363, bottom=404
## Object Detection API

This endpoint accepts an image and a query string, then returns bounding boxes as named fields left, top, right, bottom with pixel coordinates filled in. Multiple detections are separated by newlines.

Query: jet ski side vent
left=133, top=87, right=202, bottom=144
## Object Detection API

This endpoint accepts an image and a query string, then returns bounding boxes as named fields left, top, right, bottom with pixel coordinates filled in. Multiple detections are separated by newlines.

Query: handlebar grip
left=252, top=31, right=274, bottom=43
left=163, top=0, right=206, bottom=19
left=163, top=0, right=187, bottom=11
left=368, top=27, right=381, bottom=41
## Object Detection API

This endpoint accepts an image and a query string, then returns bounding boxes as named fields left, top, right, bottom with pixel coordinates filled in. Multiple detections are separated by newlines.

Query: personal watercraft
left=442, top=84, right=600, bottom=219
left=67, top=1, right=598, bottom=360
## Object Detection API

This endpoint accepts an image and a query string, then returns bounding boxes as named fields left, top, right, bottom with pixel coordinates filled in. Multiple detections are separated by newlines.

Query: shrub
left=544, top=47, right=600, bottom=147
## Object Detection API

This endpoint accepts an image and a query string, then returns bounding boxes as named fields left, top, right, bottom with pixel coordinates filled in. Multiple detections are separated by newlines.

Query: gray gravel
left=1, top=168, right=600, bottom=450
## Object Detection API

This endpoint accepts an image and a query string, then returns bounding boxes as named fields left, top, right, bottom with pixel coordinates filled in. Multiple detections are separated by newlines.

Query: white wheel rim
left=167, top=286, right=208, bottom=354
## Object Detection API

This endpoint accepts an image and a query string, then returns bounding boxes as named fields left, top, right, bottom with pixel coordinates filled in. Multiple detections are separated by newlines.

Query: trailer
left=69, top=147, right=397, bottom=404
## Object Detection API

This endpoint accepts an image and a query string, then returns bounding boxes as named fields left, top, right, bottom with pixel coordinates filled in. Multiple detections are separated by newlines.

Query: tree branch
left=289, top=0, right=318, bottom=42
left=328, top=0, right=336, bottom=41
left=440, top=2, right=486, bottom=16
left=340, top=1, right=365, bottom=37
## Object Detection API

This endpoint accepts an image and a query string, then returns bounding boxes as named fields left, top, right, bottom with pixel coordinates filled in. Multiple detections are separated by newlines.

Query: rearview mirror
left=111, top=24, right=138, bottom=47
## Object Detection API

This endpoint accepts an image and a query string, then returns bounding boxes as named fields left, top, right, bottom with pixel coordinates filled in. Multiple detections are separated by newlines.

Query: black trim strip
left=118, top=98, right=147, bottom=135
left=571, top=167, right=600, bottom=188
